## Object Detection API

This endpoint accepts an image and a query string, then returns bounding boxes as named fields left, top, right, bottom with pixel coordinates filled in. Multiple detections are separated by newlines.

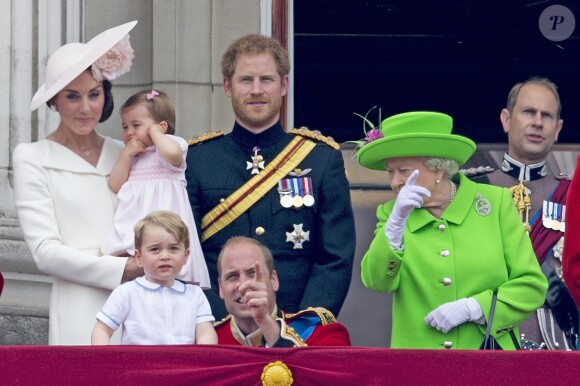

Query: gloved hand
left=385, top=170, right=431, bottom=249
left=424, top=297, right=485, bottom=333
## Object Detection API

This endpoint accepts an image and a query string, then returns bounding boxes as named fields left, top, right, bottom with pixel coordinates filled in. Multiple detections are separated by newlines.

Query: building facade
left=0, top=0, right=285, bottom=345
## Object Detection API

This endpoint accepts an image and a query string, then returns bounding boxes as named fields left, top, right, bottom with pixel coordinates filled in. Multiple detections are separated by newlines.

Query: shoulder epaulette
left=556, top=172, right=572, bottom=181
left=187, top=130, right=225, bottom=146
left=285, top=307, right=337, bottom=325
left=289, top=127, right=340, bottom=150
left=459, top=165, right=495, bottom=178
left=213, top=313, right=232, bottom=328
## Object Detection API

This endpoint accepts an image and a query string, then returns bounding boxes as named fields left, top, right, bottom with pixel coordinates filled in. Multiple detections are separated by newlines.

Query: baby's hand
left=124, top=138, right=146, bottom=157
left=149, top=123, right=167, bottom=135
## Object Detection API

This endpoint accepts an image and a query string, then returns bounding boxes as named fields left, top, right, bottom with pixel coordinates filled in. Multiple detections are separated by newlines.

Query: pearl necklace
left=450, top=181, right=457, bottom=203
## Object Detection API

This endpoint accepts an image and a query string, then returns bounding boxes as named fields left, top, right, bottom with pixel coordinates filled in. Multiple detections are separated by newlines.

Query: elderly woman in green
left=358, top=111, right=547, bottom=349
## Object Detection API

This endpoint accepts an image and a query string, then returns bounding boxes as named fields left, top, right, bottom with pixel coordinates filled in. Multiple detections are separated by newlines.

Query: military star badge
left=246, top=146, right=265, bottom=174
left=286, top=224, right=310, bottom=249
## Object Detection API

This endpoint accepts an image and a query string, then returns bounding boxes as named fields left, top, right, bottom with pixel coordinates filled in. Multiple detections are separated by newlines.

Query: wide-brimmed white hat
left=30, top=20, right=137, bottom=111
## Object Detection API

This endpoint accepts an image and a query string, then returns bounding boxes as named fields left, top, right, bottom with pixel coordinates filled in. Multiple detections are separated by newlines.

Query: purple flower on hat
left=364, top=128, right=383, bottom=144
left=91, top=35, right=134, bottom=81
left=346, top=106, right=384, bottom=152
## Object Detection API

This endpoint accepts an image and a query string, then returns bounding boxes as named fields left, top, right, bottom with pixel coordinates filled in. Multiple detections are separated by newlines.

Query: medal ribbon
left=303, top=177, right=312, bottom=195
left=201, top=136, right=317, bottom=241
left=530, top=179, right=571, bottom=264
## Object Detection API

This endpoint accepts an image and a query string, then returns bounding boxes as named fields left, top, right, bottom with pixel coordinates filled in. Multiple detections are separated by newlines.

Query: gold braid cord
left=279, top=321, right=307, bottom=347
left=285, top=307, right=337, bottom=325
left=187, top=130, right=224, bottom=145
left=212, top=314, right=232, bottom=328
left=289, top=127, right=340, bottom=150
left=509, top=182, right=532, bottom=233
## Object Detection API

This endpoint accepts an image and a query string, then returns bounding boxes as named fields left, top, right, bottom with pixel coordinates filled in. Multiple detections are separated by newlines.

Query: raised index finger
left=406, top=169, right=420, bottom=186
left=254, top=260, right=264, bottom=283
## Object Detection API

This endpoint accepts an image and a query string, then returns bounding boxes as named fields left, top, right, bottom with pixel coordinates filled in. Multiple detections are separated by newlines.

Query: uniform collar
left=501, top=153, right=547, bottom=182
left=229, top=305, right=279, bottom=346
left=135, top=276, right=186, bottom=293
left=231, top=121, right=286, bottom=150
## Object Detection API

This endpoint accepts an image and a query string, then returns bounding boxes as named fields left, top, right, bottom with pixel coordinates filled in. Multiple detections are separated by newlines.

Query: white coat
left=13, top=137, right=126, bottom=344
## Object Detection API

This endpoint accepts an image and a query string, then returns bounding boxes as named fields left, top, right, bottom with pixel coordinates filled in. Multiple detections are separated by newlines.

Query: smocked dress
left=102, top=134, right=210, bottom=288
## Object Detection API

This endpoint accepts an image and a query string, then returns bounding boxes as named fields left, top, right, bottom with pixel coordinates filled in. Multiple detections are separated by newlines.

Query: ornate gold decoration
left=289, top=127, right=340, bottom=150
left=213, top=314, right=232, bottom=328
left=509, top=182, right=532, bottom=233
left=187, top=130, right=224, bottom=145
left=285, top=307, right=337, bottom=325
left=261, top=361, right=293, bottom=386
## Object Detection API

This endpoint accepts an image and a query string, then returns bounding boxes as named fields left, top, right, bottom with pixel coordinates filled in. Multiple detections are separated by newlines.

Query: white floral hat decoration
left=30, top=20, right=137, bottom=111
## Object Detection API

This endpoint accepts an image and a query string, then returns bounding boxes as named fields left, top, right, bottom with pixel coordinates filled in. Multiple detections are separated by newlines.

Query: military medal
left=280, top=177, right=314, bottom=208
left=289, top=177, right=303, bottom=208
left=286, top=224, right=310, bottom=249
left=280, top=192, right=293, bottom=208
left=560, top=205, right=566, bottom=233
left=293, top=195, right=304, bottom=208
left=542, top=200, right=554, bottom=229
left=278, top=180, right=293, bottom=208
left=246, top=146, right=265, bottom=174
left=475, top=194, right=491, bottom=216
left=552, top=203, right=561, bottom=231
left=302, top=177, right=315, bottom=207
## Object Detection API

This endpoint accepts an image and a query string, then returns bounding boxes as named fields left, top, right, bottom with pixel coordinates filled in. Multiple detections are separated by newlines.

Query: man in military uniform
left=485, top=77, right=577, bottom=350
left=214, top=236, right=351, bottom=347
left=185, top=34, right=355, bottom=319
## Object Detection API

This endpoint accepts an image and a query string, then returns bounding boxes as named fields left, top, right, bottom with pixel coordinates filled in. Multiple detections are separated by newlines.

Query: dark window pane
left=294, top=1, right=580, bottom=144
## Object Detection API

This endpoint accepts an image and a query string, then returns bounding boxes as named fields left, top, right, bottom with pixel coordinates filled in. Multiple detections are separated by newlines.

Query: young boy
left=91, top=210, right=217, bottom=345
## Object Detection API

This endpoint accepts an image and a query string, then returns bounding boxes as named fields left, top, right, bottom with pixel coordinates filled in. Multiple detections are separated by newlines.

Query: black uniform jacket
left=185, top=121, right=355, bottom=319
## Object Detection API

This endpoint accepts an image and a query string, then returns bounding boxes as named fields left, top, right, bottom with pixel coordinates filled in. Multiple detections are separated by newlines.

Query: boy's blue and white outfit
left=96, top=276, right=214, bottom=344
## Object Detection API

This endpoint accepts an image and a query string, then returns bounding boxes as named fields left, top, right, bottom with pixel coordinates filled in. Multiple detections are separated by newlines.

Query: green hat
left=356, top=111, right=476, bottom=170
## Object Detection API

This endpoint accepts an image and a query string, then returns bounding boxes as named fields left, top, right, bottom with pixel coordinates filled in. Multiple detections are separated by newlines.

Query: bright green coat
left=361, top=173, right=548, bottom=349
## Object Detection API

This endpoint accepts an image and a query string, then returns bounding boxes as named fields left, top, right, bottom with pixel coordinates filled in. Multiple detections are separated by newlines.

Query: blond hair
left=134, top=210, right=189, bottom=251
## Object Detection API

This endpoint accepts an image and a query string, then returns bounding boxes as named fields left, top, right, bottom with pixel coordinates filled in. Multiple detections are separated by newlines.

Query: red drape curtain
left=1, top=345, right=579, bottom=385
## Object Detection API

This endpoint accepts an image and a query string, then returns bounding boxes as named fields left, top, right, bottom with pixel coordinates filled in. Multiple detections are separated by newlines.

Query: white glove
left=385, top=170, right=431, bottom=249
left=424, top=297, right=484, bottom=333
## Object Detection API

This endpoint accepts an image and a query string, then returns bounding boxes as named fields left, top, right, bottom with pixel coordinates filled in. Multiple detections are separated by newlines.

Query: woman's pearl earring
left=436, top=179, right=441, bottom=184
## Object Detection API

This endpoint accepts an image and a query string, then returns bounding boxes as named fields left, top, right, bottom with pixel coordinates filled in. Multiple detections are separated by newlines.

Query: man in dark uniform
left=185, top=34, right=355, bottom=319
left=214, top=236, right=351, bottom=347
left=485, top=77, right=577, bottom=350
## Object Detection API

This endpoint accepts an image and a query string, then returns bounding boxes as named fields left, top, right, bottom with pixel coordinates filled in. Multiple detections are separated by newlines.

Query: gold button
left=255, top=227, right=265, bottom=236
left=220, top=198, right=225, bottom=203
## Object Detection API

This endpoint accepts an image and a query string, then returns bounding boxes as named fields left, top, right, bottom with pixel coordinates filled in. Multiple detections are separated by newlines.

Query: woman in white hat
left=13, top=21, right=139, bottom=345
left=357, top=111, right=548, bottom=349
